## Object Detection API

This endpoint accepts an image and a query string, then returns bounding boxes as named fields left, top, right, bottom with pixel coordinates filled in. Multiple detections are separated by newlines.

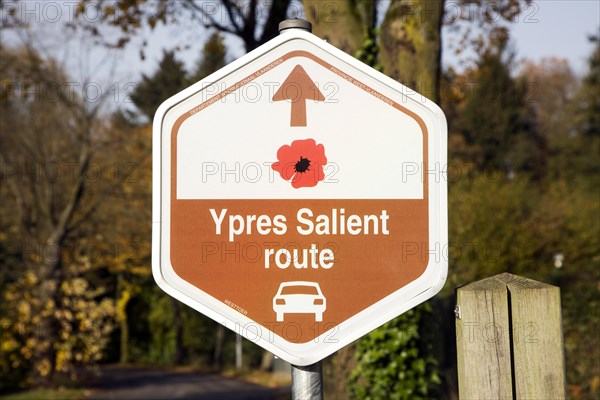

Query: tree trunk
left=213, top=325, right=225, bottom=369
left=117, top=273, right=129, bottom=365
left=304, top=0, right=366, bottom=56
left=171, top=298, right=185, bottom=365
left=379, top=0, right=444, bottom=102
left=31, top=258, right=60, bottom=386
left=120, top=317, right=129, bottom=365
left=260, top=350, right=274, bottom=371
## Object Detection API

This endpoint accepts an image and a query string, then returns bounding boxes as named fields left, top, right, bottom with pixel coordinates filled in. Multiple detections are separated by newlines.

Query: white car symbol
left=273, top=281, right=326, bottom=322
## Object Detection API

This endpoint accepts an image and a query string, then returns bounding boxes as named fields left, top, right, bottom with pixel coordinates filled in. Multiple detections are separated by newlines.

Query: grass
left=0, top=388, right=86, bottom=400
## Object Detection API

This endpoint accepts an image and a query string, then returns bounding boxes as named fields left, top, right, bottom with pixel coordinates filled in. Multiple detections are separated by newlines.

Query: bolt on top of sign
left=153, top=22, right=448, bottom=366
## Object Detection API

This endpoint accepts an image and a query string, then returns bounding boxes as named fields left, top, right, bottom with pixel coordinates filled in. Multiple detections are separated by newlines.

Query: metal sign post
left=292, top=362, right=323, bottom=400
left=279, top=20, right=325, bottom=399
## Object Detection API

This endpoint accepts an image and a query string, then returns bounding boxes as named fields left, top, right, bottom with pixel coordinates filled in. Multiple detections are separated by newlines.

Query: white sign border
left=152, top=29, right=448, bottom=366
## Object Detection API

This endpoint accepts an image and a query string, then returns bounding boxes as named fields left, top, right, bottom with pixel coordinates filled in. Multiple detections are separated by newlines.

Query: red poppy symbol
left=272, top=139, right=327, bottom=189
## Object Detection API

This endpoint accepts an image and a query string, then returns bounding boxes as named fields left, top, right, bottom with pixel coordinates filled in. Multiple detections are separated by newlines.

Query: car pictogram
left=273, top=281, right=326, bottom=322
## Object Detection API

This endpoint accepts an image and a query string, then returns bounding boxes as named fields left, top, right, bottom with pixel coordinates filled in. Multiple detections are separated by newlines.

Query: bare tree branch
left=184, top=0, right=239, bottom=35
left=222, top=0, right=244, bottom=33
left=260, top=0, right=292, bottom=46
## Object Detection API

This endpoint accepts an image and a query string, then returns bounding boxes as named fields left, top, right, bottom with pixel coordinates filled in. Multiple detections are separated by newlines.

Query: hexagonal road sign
left=153, top=28, right=447, bottom=366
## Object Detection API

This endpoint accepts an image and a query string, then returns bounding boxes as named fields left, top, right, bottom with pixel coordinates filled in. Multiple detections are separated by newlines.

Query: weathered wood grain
left=456, top=273, right=566, bottom=400
left=456, top=276, right=513, bottom=399
left=497, top=273, right=566, bottom=400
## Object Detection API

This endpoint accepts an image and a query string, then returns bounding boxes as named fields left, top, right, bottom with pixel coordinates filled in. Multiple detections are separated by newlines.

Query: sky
left=2, top=0, right=599, bottom=108
left=501, top=0, right=599, bottom=73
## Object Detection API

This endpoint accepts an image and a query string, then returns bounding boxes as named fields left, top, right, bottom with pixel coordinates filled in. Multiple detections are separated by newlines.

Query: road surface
left=84, top=366, right=288, bottom=400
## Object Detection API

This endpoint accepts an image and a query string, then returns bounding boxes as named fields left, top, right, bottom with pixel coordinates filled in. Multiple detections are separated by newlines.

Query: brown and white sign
left=153, top=29, right=447, bottom=365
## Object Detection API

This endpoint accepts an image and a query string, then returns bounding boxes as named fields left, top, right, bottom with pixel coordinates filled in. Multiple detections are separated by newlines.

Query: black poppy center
left=295, top=156, right=311, bottom=173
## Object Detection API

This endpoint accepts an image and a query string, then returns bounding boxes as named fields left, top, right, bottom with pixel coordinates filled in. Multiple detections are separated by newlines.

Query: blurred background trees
left=1, top=0, right=598, bottom=398
left=0, top=43, right=116, bottom=388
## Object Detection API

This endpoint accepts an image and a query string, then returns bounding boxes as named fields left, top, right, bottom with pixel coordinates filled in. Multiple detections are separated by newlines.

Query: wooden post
left=456, top=272, right=566, bottom=400
left=456, top=276, right=513, bottom=399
